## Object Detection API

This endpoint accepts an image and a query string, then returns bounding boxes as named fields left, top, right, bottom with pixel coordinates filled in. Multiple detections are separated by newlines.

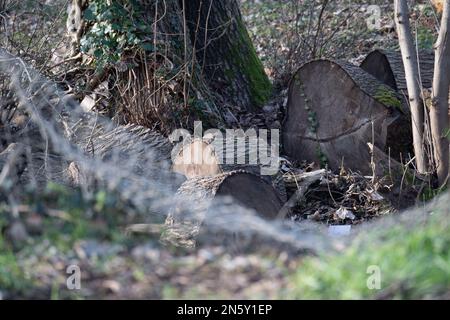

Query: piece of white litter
left=369, top=191, right=384, bottom=201
left=80, top=95, right=95, bottom=112
left=328, top=225, right=352, bottom=236
left=336, top=207, right=356, bottom=220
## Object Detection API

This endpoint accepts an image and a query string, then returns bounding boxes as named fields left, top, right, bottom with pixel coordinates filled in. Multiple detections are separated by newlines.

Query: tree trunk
left=430, top=0, right=450, bottom=186
left=183, top=0, right=272, bottom=111
left=394, top=0, right=428, bottom=174
left=67, top=0, right=271, bottom=129
left=67, top=0, right=89, bottom=55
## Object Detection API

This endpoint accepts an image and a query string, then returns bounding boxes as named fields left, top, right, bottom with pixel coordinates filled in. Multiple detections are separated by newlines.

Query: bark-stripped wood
left=66, top=0, right=88, bottom=55
left=282, top=59, right=411, bottom=176
left=162, top=171, right=284, bottom=248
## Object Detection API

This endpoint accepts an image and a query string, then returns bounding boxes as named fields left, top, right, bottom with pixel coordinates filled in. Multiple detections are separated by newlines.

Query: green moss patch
left=374, top=86, right=403, bottom=110
left=229, top=18, right=273, bottom=107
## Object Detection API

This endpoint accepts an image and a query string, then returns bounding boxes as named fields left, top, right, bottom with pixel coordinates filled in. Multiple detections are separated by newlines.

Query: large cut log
left=282, top=59, right=412, bottom=175
left=360, top=49, right=434, bottom=92
left=172, top=135, right=287, bottom=202
left=162, top=170, right=284, bottom=248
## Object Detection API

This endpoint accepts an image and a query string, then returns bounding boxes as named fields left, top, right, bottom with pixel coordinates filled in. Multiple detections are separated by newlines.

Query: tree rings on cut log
left=360, top=49, right=434, bottom=92
left=172, top=138, right=224, bottom=178
left=162, top=170, right=283, bottom=248
left=172, top=136, right=287, bottom=202
left=282, top=59, right=411, bottom=175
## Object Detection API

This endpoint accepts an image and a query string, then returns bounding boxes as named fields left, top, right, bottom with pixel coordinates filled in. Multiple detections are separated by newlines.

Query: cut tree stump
left=282, top=59, right=412, bottom=176
left=162, top=170, right=283, bottom=248
left=360, top=49, right=434, bottom=92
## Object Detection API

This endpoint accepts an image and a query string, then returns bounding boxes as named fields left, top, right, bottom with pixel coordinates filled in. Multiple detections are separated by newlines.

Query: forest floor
left=2, top=184, right=450, bottom=299
left=1, top=0, right=449, bottom=300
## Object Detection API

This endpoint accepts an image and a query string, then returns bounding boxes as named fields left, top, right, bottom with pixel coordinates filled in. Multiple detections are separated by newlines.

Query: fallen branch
left=278, top=169, right=326, bottom=219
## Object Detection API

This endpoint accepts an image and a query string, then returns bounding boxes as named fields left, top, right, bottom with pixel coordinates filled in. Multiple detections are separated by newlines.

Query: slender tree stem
left=431, top=0, right=450, bottom=186
left=394, top=0, right=428, bottom=174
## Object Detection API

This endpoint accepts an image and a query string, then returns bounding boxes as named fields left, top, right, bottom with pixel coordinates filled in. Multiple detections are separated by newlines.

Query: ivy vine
left=80, top=0, right=154, bottom=68
left=296, top=77, right=328, bottom=167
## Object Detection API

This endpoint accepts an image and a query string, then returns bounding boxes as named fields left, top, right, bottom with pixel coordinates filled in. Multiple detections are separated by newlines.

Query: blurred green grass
left=284, top=195, right=450, bottom=299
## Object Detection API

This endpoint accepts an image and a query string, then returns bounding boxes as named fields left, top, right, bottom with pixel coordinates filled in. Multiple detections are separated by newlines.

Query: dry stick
left=187, top=0, right=203, bottom=101
left=311, top=0, right=329, bottom=59
left=370, top=121, right=376, bottom=184
left=125, top=223, right=165, bottom=235
left=153, top=1, right=159, bottom=117
left=38, top=1, right=70, bottom=71
left=277, top=170, right=325, bottom=220
left=200, top=0, right=213, bottom=76
left=430, top=0, right=450, bottom=186
left=325, top=170, right=338, bottom=208
left=319, top=5, right=360, bottom=56
left=394, top=0, right=428, bottom=174
left=47, top=52, right=83, bottom=71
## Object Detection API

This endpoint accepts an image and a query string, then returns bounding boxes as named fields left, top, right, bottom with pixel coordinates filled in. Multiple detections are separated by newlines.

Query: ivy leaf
left=94, top=49, right=103, bottom=59
left=140, top=43, right=154, bottom=52
left=84, top=7, right=96, bottom=21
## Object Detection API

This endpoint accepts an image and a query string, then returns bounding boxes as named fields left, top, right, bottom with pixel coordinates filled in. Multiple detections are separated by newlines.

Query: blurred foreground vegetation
left=1, top=184, right=449, bottom=299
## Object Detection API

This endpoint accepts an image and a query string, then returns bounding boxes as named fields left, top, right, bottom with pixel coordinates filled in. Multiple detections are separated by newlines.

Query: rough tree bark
left=67, top=0, right=88, bottom=55
left=184, top=0, right=272, bottom=111
left=394, top=0, right=428, bottom=174
left=430, top=0, right=450, bottom=186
